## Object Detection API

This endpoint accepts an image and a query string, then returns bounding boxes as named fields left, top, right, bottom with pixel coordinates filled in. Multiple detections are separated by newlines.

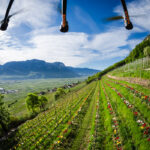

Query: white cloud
left=99, top=49, right=129, bottom=60
left=128, top=39, right=142, bottom=49
left=0, top=31, right=22, bottom=50
left=85, top=27, right=130, bottom=52
left=0, top=0, right=59, bottom=29
left=0, top=0, right=149, bottom=69
left=0, top=27, right=133, bottom=67
left=0, top=31, right=91, bottom=66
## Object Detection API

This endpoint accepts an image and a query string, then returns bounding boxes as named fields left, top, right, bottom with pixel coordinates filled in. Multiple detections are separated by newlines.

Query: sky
left=0, top=0, right=150, bottom=70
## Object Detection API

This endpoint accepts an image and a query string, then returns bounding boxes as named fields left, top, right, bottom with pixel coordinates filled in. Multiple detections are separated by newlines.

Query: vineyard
left=0, top=75, right=150, bottom=150
left=109, top=57, right=150, bottom=79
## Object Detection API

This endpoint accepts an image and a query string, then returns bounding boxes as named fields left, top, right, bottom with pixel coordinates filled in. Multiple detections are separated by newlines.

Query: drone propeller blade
left=0, top=19, right=3, bottom=24
left=8, top=9, right=24, bottom=19
left=104, top=16, right=124, bottom=22
left=54, top=1, right=62, bottom=15
left=57, top=4, right=62, bottom=14
left=130, top=14, right=148, bottom=18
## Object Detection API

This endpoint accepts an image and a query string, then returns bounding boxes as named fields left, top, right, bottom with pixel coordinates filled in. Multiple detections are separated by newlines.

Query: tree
left=38, top=95, right=48, bottom=110
left=0, top=94, right=10, bottom=133
left=144, top=46, right=150, bottom=58
left=26, top=93, right=39, bottom=113
left=125, top=38, right=150, bottom=62
left=55, top=88, right=66, bottom=100
left=86, top=75, right=96, bottom=84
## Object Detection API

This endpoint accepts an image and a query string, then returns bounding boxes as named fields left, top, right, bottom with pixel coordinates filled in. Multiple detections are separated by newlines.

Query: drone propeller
left=0, top=0, right=24, bottom=31
left=57, top=3, right=62, bottom=14
left=104, top=16, right=124, bottom=22
left=0, top=9, right=24, bottom=31
left=104, top=13, right=148, bottom=22
left=0, top=9, right=24, bottom=25
left=8, top=9, right=24, bottom=19
left=130, top=14, right=148, bottom=18
left=0, top=20, right=3, bottom=24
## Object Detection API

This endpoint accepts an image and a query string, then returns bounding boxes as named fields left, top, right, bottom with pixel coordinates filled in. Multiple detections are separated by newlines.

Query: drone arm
left=120, top=0, right=133, bottom=30
left=62, top=0, right=67, bottom=27
left=120, top=0, right=128, bottom=12
left=62, top=0, right=67, bottom=15
left=4, top=0, right=14, bottom=22
left=60, top=0, right=69, bottom=32
left=120, top=0, right=130, bottom=22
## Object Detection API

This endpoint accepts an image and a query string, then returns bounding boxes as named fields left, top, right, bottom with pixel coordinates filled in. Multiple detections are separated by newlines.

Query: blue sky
left=0, top=0, right=150, bottom=70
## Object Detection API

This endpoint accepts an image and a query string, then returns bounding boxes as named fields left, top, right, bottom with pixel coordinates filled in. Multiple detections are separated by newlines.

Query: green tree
left=39, top=95, right=48, bottom=110
left=0, top=94, right=10, bottom=133
left=125, top=38, right=150, bottom=62
left=144, top=46, right=150, bottom=58
left=26, top=93, right=39, bottom=113
left=55, top=88, right=66, bottom=100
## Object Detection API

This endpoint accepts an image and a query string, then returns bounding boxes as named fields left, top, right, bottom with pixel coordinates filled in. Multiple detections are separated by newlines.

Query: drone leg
left=121, top=0, right=133, bottom=30
left=60, top=0, right=69, bottom=32
left=62, top=0, right=67, bottom=27
left=4, top=0, right=14, bottom=22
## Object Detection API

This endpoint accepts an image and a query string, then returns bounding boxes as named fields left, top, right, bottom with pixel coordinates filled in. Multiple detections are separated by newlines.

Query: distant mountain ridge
left=0, top=59, right=99, bottom=79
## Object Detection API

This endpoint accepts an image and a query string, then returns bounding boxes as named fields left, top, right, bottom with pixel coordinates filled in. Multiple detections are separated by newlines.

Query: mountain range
left=0, top=59, right=99, bottom=79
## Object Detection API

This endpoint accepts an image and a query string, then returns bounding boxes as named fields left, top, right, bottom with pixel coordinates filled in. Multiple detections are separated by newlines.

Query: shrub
left=0, top=94, right=10, bottom=133
left=55, top=88, right=66, bottom=100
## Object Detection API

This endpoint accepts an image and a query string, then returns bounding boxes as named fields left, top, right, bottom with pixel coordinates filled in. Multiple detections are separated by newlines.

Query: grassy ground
left=71, top=82, right=98, bottom=150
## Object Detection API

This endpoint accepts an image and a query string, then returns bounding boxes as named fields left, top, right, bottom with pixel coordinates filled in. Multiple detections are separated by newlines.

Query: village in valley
left=0, top=87, right=18, bottom=94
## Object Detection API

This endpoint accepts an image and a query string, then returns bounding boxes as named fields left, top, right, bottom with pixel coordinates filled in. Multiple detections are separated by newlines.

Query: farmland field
left=1, top=58, right=150, bottom=150
left=1, top=74, right=150, bottom=149
left=0, top=78, right=86, bottom=117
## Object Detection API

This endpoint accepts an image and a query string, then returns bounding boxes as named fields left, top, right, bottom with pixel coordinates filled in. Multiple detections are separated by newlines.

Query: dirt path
left=107, top=75, right=150, bottom=89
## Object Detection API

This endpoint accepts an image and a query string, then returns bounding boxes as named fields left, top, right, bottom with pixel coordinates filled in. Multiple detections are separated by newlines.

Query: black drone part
left=60, top=21, right=69, bottom=32
left=62, top=0, right=67, bottom=15
left=0, top=0, right=14, bottom=31
left=121, top=0, right=133, bottom=30
left=121, top=0, right=128, bottom=13
left=3, top=0, right=14, bottom=23
left=0, top=19, right=9, bottom=31
left=60, top=0, right=69, bottom=33
left=125, top=21, right=133, bottom=30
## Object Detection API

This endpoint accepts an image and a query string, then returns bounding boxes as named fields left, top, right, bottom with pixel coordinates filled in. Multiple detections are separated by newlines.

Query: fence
left=111, top=57, right=150, bottom=79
